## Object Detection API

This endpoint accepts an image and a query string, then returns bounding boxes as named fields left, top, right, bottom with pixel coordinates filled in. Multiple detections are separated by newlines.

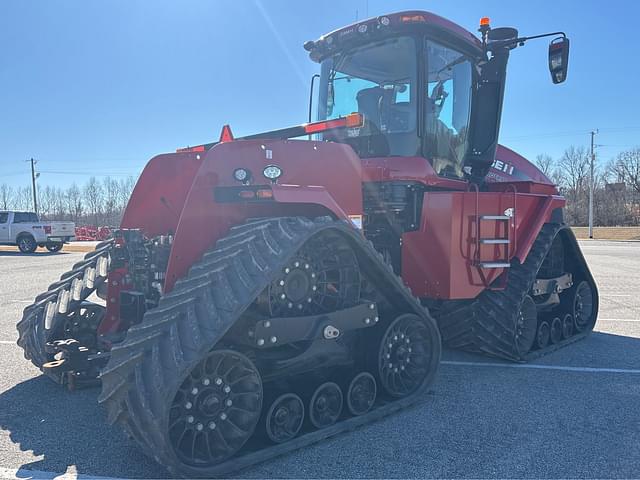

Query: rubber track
left=437, top=223, right=599, bottom=362
left=16, top=240, right=114, bottom=381
left=97, top=217, right=441, bottom=478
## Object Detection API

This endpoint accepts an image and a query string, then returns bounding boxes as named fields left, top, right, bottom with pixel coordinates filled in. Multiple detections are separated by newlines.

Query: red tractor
left=17, top=11, right=597, bottom=477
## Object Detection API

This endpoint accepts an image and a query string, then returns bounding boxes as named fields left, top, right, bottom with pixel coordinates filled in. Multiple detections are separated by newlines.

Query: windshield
left=318, top=36, right=418, bottom=157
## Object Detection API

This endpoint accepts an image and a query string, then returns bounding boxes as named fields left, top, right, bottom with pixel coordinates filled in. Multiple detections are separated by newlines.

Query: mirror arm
left=488, top=31, right=566, bottom=52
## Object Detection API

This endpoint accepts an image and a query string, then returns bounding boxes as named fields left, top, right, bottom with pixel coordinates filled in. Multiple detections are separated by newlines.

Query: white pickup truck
left=0, top=211, right=75, bottom=253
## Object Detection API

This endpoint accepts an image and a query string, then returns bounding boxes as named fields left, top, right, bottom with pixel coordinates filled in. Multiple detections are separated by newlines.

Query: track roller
left=309, top=382, right=343, bottom=429
left=265, top=393, right=305, bottom=444
left=562, top=313, right=574, bottom=339
left=535, top=320, right=550, bottom=350
left=346, top=372, right=377, bottom=416
left=549, top=317, right=563, bottom=344
left=168, top=350, right=263, bottom=466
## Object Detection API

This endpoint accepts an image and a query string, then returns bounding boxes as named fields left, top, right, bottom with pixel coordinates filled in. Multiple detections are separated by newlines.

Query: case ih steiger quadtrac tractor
left=17, top=11, right=597, bottom=477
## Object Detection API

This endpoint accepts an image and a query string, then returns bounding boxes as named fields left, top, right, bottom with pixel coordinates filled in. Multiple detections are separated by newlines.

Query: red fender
left=161, top=139, right=363, bottom=291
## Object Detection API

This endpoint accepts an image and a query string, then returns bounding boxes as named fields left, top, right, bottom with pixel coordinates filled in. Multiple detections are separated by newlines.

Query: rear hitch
left=43, top=339, right=109, bottom=390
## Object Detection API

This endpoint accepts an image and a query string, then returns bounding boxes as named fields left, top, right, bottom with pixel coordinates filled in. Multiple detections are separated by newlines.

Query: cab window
left=424, top=40, right=473, bottom=178
left=13, top=212, right=38, bottom=223
left=318, top=36, right=418, bottom=157
left=0, top=213, right=8, bottom=224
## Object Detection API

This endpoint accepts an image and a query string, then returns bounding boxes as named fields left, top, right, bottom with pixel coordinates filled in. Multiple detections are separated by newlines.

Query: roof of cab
left=307, top=10, right=482, bottom=61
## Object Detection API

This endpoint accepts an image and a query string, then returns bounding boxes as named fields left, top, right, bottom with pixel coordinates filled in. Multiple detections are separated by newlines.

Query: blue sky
left=1, top=0, right=639, bottom=189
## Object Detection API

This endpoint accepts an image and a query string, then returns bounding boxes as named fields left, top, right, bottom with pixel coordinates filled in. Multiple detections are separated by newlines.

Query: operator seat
left=355, top=87, right=390, bottom=157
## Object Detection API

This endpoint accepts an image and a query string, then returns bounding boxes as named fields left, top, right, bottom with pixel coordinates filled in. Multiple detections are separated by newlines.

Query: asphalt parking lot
left=0, top=240, right=639, bottom=479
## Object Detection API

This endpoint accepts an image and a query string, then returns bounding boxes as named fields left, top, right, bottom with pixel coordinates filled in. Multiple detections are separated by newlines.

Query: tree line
left=2, top=146, right=640, bottom=227
left=535, top=146, right=640, bottom=226
left=0, top=176, right=136, bottom=227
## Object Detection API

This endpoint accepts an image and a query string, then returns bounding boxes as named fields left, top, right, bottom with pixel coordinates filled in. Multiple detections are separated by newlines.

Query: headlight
left=357, top=24, right=368, bottom=33
left=233, top=168, right=251, bottom=183
left=379, top=16, right=390, bottom=26
left=263, top=165, right=282, bottom=181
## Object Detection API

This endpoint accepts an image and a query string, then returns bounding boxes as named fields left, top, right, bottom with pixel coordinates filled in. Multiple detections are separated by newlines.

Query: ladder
left=469, top=184, right=517, bottom=288
left=476, top=214, right=512, bottom=269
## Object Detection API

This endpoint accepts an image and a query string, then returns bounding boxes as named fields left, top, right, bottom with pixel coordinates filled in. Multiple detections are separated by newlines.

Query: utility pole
left=588, top=130, right=597, bottom=239
left=29, top=158, right=38, bottom=215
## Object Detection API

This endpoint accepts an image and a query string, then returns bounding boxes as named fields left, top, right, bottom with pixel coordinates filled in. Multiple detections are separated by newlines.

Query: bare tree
left=53, top=187, right=67, bottom=219
left=102, top=177, right=119, bottom=226
left=39, top=185, right=57, bottom=219
left=117, top=176, right=136, bottom=213
left=557, top=146, right=590, bottom=192
left=614, top=148, right=640, bottom=194
left=14, top=186, right=32, bottom=211
left=83, top=177, right=104, bottom=226
left=66, top=183, right=83, bottom=223
left=555, top=146, right=592, bottom=225
left=0, top=184, right=13, bottom=210
left=535, top=154, right=554, bottom=176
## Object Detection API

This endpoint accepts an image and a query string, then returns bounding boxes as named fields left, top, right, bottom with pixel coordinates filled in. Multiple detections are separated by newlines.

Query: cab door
left=0, top=212, right=10, bottom=242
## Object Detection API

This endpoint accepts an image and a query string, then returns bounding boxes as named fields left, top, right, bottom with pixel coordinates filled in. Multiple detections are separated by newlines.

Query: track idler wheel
left=562, top=313, right=574, bottom=339
left=535, top=320, right=551, bottom=349
left=549, top=317, right=563, bottom=344
left=265, top=393, right=305, bottom=444
left=573, top=281, right=595, bottom=332
left=515, top=295, right=538, bottom=356
left=346, top=372, right=377, bottom=416
left=378, top=314, right=434, bottom=398
left=168, top=350, right=262, bottom=467
left=309, top=382, right=343, bottom=429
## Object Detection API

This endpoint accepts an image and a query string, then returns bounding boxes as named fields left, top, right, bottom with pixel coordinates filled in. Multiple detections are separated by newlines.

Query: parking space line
left=0, top=340, right=16, bottom=345
left=598, top=318, right=639, bottom=322
left=442, top=360, right=640, bottom=374
left=0, top=466, right=121, bottom=480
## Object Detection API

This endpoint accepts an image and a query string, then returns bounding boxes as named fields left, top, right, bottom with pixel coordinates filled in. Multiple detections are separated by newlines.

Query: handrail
left=503, top=183, right=518, bottom=260
left=468, top=182, right=480, bottom=265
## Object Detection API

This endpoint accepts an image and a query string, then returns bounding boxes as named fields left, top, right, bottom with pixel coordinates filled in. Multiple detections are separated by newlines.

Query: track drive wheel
left=573, top=281, right=595, bottom=332
left=168, top=350, right=263, bottom=467
left=346, top=372, right=377, bottom=416
left=309, top=382, right=343, bottom=429
left=535, top=320, right=550, bottom=349
left=265, top=393, right=305, bottom=444
left=515, top=296, right=538, bottom=356
left=378, top=313, right=437, bottom=398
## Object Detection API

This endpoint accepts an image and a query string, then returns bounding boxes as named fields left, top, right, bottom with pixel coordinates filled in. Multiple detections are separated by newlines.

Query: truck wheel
left=17, top=235, right=37, bottom=253
left=45, top=243, right=63, bottom=252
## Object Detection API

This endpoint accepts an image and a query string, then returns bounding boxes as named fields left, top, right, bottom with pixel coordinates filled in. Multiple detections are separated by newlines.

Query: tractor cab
left=307, top=11, right=569, bottom=184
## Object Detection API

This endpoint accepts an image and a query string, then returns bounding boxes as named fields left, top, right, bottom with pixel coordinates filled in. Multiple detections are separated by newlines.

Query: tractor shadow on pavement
left=0, top=376, right=167, bottom=479
left=1, top=330, right=640, bottom=479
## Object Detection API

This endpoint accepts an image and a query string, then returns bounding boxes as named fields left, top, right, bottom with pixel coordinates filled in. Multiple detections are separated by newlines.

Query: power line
left=502, top=126, right=640, bottom=141
left=39, top=170, right=139, bottom=177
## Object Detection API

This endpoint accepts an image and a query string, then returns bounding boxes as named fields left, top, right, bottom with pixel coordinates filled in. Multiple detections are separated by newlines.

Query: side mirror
left=548, top=37, right=570, bottom=84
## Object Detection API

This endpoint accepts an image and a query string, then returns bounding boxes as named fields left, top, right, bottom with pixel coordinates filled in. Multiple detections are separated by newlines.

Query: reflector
left=219, top=125, right=234, bottom=143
